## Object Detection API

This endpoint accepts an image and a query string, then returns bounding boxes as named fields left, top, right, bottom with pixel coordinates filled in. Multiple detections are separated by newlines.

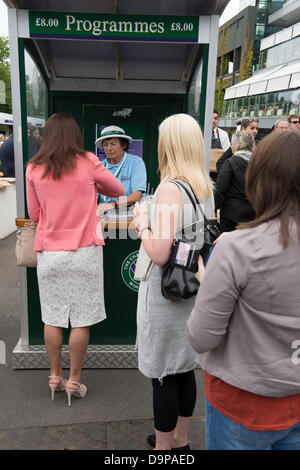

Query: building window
left=222, top=88, right=300, bottom=119
left=260, top=36, right=300, bottom=69
left=256, top=24, right=265, bottom=38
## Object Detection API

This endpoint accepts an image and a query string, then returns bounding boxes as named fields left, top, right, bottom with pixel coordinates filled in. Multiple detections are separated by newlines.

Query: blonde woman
left=133, top=114, right=214, bottom=451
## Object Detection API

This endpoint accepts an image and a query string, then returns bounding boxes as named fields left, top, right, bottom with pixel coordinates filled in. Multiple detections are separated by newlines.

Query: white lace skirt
left=37, top=245, right=106, bottom=328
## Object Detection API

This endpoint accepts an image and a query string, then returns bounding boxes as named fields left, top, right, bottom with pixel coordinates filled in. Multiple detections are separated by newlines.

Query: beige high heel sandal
left=65, top=381, right=87, bottom=407
left=49, top=375, right=67, bottom=401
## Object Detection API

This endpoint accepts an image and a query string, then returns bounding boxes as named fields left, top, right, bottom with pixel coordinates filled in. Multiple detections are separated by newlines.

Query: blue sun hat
left=95, top=125, right=133, bottom=148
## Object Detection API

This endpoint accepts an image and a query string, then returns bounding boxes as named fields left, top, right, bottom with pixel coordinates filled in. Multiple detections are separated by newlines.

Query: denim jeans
left=205, top=399, right=300, bottom=450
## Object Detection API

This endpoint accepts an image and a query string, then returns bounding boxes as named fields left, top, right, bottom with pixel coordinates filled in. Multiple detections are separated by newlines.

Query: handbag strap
left=171, top=180, right=208, bottom=225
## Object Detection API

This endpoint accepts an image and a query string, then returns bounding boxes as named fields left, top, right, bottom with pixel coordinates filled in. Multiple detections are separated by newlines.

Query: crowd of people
left=14, top=108, right=300, bottom=451
left=212, top=111, right=300, bottom=233
left=0, top=125, right=42, bottom=178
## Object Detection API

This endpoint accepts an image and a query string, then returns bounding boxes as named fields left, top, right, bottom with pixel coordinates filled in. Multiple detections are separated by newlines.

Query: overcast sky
left=219, top=0, right=240, bottom=26
left=0, top=1, right=8, bottom=37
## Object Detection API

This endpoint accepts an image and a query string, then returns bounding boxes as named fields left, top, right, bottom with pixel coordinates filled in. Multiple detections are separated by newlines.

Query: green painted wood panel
left=28, top=91, right=185, bottom=344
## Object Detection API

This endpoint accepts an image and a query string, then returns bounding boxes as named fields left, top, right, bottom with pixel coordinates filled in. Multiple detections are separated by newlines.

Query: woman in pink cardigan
left=26, top=113, right=125, bottom=406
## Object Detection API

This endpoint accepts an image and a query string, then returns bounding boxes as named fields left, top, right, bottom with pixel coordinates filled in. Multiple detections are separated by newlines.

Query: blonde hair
left=158, top=113, right=213, bottom=201
left=231, top=130, right=254, bottom=152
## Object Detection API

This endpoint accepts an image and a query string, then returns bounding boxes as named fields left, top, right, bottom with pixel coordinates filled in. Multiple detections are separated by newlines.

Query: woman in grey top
left=187, top=130, right=300, bottom=450
left=133, top=114, right=214, bottom=450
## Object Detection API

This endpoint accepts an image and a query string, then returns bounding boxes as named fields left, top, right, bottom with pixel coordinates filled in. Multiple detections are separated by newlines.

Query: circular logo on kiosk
left=121, top=251, right=140, bottom=292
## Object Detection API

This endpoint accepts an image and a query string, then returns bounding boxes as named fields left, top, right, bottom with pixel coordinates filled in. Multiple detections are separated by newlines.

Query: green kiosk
left=7, top=0, right=228, bottom=368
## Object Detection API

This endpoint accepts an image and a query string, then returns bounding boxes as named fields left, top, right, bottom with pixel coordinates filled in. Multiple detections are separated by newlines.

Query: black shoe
left=172, top=444, right=190, bottom=451
left=147, top=434, right=190, bottom=451
left=147, top=434, right=156, bottom=448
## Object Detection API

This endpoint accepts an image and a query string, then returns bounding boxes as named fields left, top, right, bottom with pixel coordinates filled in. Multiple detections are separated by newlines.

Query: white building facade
left=220, top=0, right=300, bottom=133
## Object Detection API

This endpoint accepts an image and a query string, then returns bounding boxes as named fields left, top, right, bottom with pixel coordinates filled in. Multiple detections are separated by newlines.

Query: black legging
left=151, top=370, right=197, bottom=433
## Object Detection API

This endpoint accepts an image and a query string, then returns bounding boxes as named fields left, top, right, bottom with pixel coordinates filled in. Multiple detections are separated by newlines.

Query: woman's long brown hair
left=238, top=130, right=300, bottom=247
left=27, top=112, right=86, bottom=179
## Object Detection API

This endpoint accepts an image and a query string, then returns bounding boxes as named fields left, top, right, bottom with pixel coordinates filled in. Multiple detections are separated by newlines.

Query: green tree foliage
left=214, top=28, right=230, bottom=115
left=238, top=25, right=254, bottom=83
left=0, top=36, right=11, bottom=113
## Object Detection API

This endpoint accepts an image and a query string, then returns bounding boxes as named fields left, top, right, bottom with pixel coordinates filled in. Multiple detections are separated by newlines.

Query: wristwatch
left=138, top=226, right=151, bottom=239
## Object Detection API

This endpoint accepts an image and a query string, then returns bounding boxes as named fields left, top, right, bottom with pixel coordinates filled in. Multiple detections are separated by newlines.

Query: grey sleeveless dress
left=136, top=181, right=215, bottom=381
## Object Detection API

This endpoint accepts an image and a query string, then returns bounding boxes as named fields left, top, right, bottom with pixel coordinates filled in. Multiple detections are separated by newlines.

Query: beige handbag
left=15, top=222, right=37, bottom=267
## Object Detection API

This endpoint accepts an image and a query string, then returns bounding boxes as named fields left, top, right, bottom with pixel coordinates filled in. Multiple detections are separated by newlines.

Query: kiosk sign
left=28, top=11, right=200, bottom=43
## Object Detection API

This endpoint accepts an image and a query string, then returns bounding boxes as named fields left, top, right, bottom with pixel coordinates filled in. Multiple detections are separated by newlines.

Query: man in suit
left=211, top=110, right=230, bottom=151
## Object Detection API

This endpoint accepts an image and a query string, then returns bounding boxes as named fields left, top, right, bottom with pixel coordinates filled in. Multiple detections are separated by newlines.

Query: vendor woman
left=96, top=125, right=147, bottom=216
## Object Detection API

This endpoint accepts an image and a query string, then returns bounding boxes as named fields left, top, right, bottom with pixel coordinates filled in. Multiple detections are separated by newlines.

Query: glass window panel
left=276, top=90, right=290, bottom=116
left=266, top=46, right=275, bottom=68
left=222, top=100, right=229, bottom=116
left=269, top=1, right=286, bottom=15
left=24, top=49, right=47, bottom=159
left=232, top=99, right=238, bottom=118
left=226, top=100, right=231, bottom=117
left=226, top=101, right=231, bottom=115
left=290, top=72, right=300, bottom=89
left=228, top=100, right=234, bottom=118
left=187, top=58, right=203, bottom=122
left=249, top=96, right=258, bottom=117
left=266, top=93, right=275, bottom=116
left=257, top=1, right=267, bottom=9
left=257, top=11, right=267, bottom=23
left=258, top=94, right=267, bottom=117
left=256, top=24, right=265, bottom=39
left=260, top=36, right=300, bottom=70
left=294, top=37, right=300, bottom=61
left=276, top=42, right=286, bottom=66
left=237, top=98, right=244, bottom=117
left=272, top=92, right=280, bottom=116
left=260, top=50, right=267, bottom=69
left=285, top=38, right=295, bottom=63
left=289, top=88, right=300, bottom=115
left=242, top=98, right=249, bottom=117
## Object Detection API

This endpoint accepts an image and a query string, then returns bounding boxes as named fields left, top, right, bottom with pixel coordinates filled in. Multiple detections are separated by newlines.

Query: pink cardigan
left=26, top=152, right=125, bottom=251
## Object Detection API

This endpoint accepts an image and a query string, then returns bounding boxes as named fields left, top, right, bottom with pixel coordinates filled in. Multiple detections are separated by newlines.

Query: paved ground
left=0, top=232, right=206, bottom=450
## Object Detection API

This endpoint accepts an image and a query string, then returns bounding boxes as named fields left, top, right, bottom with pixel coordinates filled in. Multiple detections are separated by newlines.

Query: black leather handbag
left=161, top=181, right=220, bottom=301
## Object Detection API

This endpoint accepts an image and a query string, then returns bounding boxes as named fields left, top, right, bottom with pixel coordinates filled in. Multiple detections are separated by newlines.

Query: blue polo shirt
left=99, top=152, right=147, bottom=203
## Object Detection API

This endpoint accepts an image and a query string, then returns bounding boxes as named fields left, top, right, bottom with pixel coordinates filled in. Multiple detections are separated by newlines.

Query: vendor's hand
left=96, top=202, right=115, bottom=217
left=133, top=201, right=149, bottom=232
left=194, top=255, right=205, bottom=284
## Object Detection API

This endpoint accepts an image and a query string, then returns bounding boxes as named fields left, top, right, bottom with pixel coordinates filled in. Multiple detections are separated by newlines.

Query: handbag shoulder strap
left=170, top=179, right=208, bottom=224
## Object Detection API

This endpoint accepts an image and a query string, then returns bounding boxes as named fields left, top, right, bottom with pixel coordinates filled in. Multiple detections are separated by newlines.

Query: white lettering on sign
left=65, top=15, right=165, bottom=36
